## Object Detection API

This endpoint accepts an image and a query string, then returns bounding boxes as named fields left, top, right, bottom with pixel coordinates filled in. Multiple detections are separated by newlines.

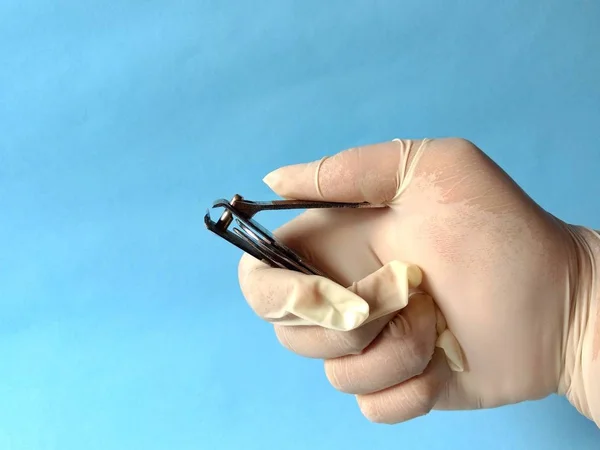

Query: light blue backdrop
left=1, top=1, right=599, bottom=449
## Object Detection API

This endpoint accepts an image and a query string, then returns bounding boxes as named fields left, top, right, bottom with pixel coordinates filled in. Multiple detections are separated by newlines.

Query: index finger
left=262, top=138, right=431, bottom=204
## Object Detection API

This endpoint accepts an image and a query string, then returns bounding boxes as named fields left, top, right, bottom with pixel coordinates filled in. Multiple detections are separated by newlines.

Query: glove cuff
left=559, top=225, right=600, bottom=426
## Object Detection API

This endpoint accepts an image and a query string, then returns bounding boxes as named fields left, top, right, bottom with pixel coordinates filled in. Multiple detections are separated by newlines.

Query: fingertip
left=262, top=162, right=317, bottom=199
left=262, top=169, right=283, bottom=193
left=237, top=252, right=266, bottom=289
left=338, top=300, right=370, bottom=330
left=351, top=261, right=422, bottom=323
left=436, top=329, right=465, bottom=373
left=293, top=278, right=371, bottom=331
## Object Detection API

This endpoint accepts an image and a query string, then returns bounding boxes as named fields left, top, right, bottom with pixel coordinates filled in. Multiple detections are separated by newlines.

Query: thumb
left=263, top=138, right=431, bottom=204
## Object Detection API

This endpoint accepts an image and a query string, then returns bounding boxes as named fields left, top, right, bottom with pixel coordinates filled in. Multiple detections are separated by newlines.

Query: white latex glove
left=238, top=138, right=600, bottom=425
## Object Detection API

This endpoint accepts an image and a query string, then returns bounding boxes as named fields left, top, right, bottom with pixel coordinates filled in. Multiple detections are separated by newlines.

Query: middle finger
left=273, top=261, right=424, bottom=359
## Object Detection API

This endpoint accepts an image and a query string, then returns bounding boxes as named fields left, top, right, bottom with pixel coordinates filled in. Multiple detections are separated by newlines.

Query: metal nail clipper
left=204, top=194, right=385, bottom=276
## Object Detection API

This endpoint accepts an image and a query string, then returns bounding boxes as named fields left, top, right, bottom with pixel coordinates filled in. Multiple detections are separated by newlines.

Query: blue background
left=1, top=1, right=599, bottom=449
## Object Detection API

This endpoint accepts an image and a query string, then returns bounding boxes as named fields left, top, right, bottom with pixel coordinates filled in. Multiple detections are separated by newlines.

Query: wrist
left=559, top=225, right=600, bottom=426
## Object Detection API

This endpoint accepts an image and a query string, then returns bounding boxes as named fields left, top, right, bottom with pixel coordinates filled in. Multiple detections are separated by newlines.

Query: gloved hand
left=238, top=137, right=600, bottom=425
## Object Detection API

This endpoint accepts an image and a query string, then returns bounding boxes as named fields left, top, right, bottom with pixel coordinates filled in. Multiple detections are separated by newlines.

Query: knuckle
left=297, top=280, right=320, bottom=302
left=337, top=145, right=363, bottom=159
left=409, top=378, right=438, bottom=417
left=390, top=315, right=434, bottom=376
left=441, top=136, right=476, bottom=150
left=405, top=336, right=433, bottom=375
left=340, top=332, right=371, bottom=355
left=409, top=401, right=432, bottom=420
left=342, top=316, right=392, bottom=355
left=237, top=259, right=283, bottom=319
left=324, top=359, right=351, bottom=392
left=237, top=263, right=261, bottom=312
left=333, top=322, right=383, bottom=357
left=449, top=136, right=474, bottom=146
left=274, top=325, right=325, bottom=359
left=237, top=253, right=262, bottom=300
left=437, top=137, right=482, bottom=160
left=354, top=360, right=443, bottom=424
left=237, top=253, right=253, bottom=285
left=413, top=396, right=434, bottom=418
left=274, top=325, right=297, bottom=353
